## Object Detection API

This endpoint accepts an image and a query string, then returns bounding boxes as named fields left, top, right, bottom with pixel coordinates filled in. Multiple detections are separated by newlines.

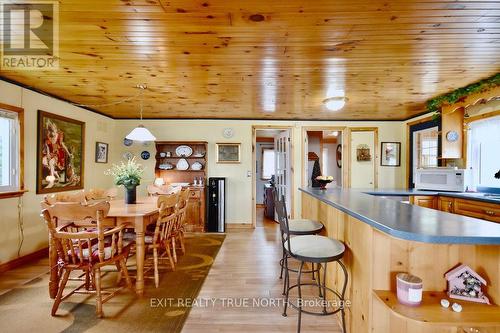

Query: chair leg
left=166, top=245, right=176, bottom=271
left=153, top=247, right=159, bottom=288
left=297, top=261, right=304, bottom=333
left=178, top=231, right=186, bottom=255
left=119, top=258, right=133, bottom=291
left=51, top=268, right=71, bottom=316
left=279, top=246, right=285, bottom=280
left=338, top=260, right=349, bottom=333
left=317, top=263, right=323, bottom=298
left=171, top=238, right=178, bottom=263
left=282, top=254, right=288, bottom=296
left=85, top=269, right=91, bottom=290
left=94, top=268, right=103, bottom=318
left=311, top=262, right=316, bottom=281
left=322, top=262, right=328, bottom=314
left=282, top=255, right=289, bottom=316
left=115, top=262, right=122, bottom=285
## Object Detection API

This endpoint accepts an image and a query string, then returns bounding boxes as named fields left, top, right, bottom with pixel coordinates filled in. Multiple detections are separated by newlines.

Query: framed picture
left=216, top=143, right=241, bottom=163
left=95, top=142, right=109, bottom=163
left=37, top=110, right=85, bottom=194
left=381, top=142, right=401, bottom=166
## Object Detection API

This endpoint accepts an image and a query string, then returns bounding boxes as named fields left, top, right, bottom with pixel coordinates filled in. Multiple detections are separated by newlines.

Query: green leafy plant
left=105, top=157, right=144, bottom=189
left=427, top=73, right=500, bottom=118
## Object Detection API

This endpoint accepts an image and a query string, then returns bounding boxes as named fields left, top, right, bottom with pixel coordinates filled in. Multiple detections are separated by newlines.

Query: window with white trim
left=261, top=148, right=275, bottom=180
left=0, top=109, right=20, bottom=192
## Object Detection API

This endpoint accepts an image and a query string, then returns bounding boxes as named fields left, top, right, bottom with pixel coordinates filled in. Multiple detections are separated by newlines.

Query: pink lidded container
left=396, top=273, right=423, bottom=306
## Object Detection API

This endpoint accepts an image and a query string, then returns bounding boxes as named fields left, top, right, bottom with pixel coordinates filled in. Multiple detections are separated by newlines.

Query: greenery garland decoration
left=427, top=73, right=500, bottom=119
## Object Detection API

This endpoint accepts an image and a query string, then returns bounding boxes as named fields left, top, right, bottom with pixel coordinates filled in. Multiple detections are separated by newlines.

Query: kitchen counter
left=300, top=188, right=500, bottom=333
left=299, top=187, right=500, bottom=244
left=362, top=188, right=500, bottom=205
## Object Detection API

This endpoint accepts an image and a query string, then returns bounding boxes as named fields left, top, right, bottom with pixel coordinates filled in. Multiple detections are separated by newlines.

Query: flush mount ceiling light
left=323, top=96, right=347, bottom=111
left=125, top=84, right=156, bottom=142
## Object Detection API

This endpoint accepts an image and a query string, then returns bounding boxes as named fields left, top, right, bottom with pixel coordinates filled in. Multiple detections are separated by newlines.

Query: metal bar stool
left=275, top=194, right=348, bottom=333
left=272, top=189, right=325, bottom=295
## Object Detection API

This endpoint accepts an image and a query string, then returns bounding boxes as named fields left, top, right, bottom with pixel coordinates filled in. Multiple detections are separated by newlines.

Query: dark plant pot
left=125, top=186, right=137, bottom=204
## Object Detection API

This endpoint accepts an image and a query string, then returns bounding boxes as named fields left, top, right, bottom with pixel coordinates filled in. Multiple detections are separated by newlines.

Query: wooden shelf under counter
left=373, top=290, right=500, bottom=327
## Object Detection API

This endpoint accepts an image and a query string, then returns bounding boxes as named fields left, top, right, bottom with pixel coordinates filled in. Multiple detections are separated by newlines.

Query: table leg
left=135, top=229, right=145, bottom=296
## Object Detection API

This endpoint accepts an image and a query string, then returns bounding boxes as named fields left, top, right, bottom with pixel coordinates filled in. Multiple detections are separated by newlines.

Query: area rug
left=0, top=233, right=225, bottom=333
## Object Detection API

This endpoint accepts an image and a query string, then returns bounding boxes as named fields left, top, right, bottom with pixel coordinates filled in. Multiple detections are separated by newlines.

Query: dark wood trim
left=0, top=102, right=25, bottom=193
left=464, top=109, right=500, bottom=124
left=0, top=247, right=48, bottom=274
left=256, top=137, right=274, bottom=142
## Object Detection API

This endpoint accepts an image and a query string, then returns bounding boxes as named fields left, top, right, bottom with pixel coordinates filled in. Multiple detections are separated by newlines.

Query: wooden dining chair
left=149, top=193, right=179, bottom=287
left=171, top=189, right=189, bottom=262
left=85, top=188, right=118, bottom=201
left=41, top=201, right=134, bottom=317
left=44, top=190, right=87, bottom=205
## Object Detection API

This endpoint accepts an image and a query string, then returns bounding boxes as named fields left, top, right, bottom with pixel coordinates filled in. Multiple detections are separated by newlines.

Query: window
left=467, top=115, right=500, bottom=188
left=414, top=127, right=439, bottom=169
left=261, top=148, right=275, bottom=180
left=0, top=107, right=22, bottom=193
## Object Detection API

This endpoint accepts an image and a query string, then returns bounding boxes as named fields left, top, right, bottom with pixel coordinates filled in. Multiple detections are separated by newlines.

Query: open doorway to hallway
left=252, top=126, right=294, bottom=228
left=303, top=127, right=346, bottom=189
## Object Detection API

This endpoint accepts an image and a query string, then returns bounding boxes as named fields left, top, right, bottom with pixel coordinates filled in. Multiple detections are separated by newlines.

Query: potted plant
left=105, top=157, right=144, bottom=204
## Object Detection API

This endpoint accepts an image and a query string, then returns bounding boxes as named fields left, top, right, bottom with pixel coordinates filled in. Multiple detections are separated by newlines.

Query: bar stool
left=275, top=194, right=348, bottom=333
left=272, top=189, right=324, bottom=294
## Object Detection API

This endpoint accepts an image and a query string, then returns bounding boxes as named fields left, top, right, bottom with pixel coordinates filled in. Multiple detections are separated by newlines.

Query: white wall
left=0, top=80, right=115, bottom=264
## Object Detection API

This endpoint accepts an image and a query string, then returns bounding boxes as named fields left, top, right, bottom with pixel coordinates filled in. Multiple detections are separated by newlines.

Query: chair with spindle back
left=44, top=190, right=87, bottom=205
left=41, top=201, right=134, bottom=317
left=149, top=193, right=178, bottom=287
left=85, top=188, right=118, bottom=202
left=171, top=188, right=189, bottom=262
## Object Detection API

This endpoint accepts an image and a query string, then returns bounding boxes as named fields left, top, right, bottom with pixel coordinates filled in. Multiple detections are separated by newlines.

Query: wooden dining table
left=48, top=197, right=159, bottom=298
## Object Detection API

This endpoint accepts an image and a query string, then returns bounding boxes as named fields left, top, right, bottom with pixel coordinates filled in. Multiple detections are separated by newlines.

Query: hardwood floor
left=182, top=207, right=342, bottom=332
left=0, top=207, right=342, bottom=332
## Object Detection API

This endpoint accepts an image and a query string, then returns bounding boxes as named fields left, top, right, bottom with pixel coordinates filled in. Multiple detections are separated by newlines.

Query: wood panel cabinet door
left=410, top=196, right=437, bottom=209
left=437, top=196, right=454, bottom=213
left=185, top=187, right=206, bottom=232
left=454, top=199, right=500, bottom=223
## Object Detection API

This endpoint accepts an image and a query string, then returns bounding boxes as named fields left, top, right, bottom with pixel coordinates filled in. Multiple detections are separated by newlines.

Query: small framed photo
left=95, top=142, right=109, bottom=163
left=381, top=142, right=401, bottom=167
left=216, top=143, right=241, bottom=163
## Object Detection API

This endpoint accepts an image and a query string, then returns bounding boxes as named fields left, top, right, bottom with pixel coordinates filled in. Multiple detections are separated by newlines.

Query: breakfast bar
left=300, top=187, right=500, bottom=333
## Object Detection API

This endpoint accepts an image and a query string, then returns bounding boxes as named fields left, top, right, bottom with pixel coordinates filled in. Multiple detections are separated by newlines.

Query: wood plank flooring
left=0, top=207, right=342, bottom=332
left=182, top=208, right=342, bottom=333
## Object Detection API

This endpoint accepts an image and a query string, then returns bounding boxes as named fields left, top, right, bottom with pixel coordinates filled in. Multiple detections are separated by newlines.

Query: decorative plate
left=223, top=127, right=234, bottom=138
left=446, top=130, right=459, bottom=142
left=123, top=138, right=133, bottom=146
left=122, top=151, right=134, bottom=160
left=176, top=158, right=190, bottom=170
left=191, top=162, right=203, bottom=170
left=175, top=145, right=193, bottom=157
left=193, top=152, right=205, bottom=158
left=159, top=163, right=174, bottom=170
left=141, top=151, right=150, bottom=160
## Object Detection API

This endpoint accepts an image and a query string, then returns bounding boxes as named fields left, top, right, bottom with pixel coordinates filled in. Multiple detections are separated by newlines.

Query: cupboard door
left=454, top=199, right=500, bottom=223
left=437, top=196, right=454, bottom=213
left=410, top=196, right=437, bottom=209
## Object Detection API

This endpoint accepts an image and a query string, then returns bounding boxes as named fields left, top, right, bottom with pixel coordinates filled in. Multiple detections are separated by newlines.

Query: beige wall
left=0, top=79, right=412, bottom=263
left=0, top=80, right=115, bottom=263
left=115, top=120, right=407, bottom=225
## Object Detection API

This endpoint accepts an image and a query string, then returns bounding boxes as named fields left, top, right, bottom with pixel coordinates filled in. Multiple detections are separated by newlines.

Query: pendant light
left=125, top=84, right=156, bottom=141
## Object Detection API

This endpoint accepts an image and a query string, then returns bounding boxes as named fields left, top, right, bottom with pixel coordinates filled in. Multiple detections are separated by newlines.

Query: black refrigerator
left=206, top=177, right=226, bottom=232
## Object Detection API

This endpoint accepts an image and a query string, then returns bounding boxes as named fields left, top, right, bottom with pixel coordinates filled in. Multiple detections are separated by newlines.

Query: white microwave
left=415, top=168, right=471, bottom=192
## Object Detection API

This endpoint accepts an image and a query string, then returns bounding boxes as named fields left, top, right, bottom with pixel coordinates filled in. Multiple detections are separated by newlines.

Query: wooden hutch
left=155, top=141, right=207, bottom=232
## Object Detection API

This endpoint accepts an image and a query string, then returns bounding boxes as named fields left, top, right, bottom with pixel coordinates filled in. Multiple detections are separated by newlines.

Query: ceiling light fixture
left=323, top=96, right=347, bottom=111
left=125, top=84, right=156, bottom=142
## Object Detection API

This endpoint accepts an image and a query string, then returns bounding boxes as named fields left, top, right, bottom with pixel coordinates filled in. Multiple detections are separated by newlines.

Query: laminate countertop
left=299, top=187, right=500, bottom=245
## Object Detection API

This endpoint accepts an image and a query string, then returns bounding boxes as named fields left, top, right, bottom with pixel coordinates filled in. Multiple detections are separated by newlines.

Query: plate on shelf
left=159, top=163, right=174, bottom=170
left=192, top=152, right=205, bottom=158
left=176, top=158, right=190, bottom=170
left=175, top=145, right=193, bottom=157
left=191, top=162, right=203, bottom=170
left=122, top=151, right=134, bottom=160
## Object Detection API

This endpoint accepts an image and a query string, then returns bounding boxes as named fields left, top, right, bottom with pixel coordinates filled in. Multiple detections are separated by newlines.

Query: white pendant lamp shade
left=323, top=96, right=347, bottom=111
left=126, top=124, right=156, bottom=141
left=126, top=84, right=156, bottom=141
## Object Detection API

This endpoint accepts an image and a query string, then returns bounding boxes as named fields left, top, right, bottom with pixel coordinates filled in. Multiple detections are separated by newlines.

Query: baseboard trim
left=226, top=223, right=254, bottom=230
left=0, top=247, right=49, bottom=274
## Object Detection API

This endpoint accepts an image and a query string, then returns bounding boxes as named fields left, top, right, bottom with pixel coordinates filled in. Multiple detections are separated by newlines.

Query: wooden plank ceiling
left=1, top=0, right=499, bottom=120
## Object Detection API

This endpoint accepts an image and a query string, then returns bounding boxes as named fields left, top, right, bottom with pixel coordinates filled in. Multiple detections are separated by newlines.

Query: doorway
left=303, top=128, right=345, bottom=188
left=252, top=126, right=294, bottom=228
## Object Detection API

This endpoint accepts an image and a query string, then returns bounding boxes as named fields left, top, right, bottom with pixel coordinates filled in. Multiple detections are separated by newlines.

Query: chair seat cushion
left=285, top=235, right=345, bottom=261
left=69, top=237, right=133, bottom=263
left=288, top=219, right=323, bottom=234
